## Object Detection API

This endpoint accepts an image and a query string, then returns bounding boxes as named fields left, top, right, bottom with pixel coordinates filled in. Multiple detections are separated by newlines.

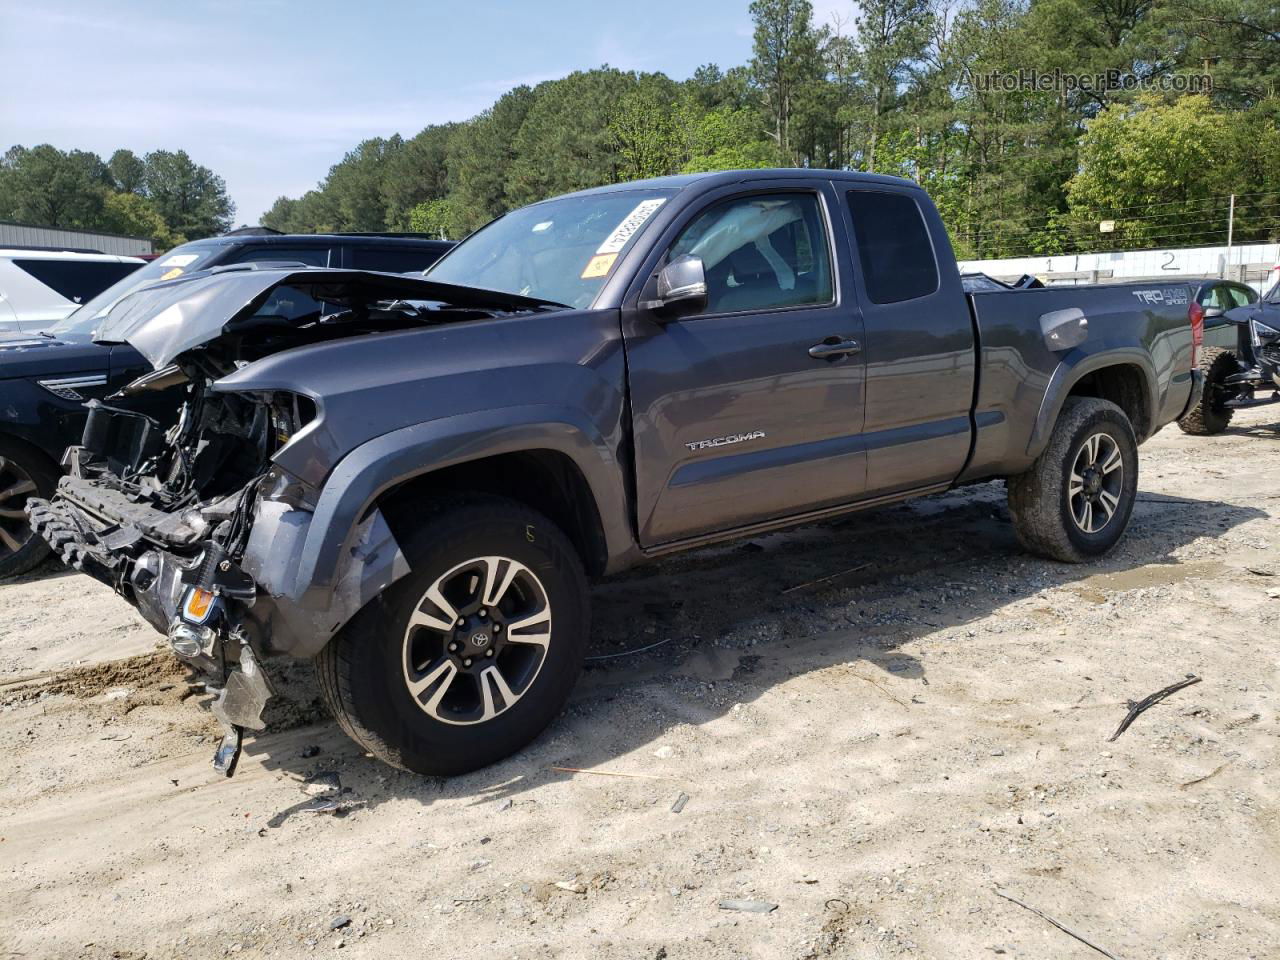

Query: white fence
left=960, top=241, right=1280, bottom=293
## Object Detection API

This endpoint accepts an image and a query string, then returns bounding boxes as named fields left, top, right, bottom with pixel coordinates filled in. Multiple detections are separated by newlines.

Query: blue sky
left=0, top=0, right=846, bottom=224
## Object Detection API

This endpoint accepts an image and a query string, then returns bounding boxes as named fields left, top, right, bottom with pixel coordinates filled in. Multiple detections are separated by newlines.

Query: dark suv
left=0, top=233, right=452, bottom=577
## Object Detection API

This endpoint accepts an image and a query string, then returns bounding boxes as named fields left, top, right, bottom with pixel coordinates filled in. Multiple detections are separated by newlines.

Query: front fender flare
left=289, top=404, right=632, bottom=609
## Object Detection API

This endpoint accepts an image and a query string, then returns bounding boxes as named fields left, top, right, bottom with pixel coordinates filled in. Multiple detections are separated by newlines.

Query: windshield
left=1265, top=276, right=1280, bottom=304
left=426, top=189, right=676, bottom=308
left=47, top=243, right=222, bottom=337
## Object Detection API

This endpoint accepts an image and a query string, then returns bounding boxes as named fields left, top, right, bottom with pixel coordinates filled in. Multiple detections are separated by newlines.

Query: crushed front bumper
left=28, top=483, right=271, bottom=776
left=27, top=465, right=409, bottom=776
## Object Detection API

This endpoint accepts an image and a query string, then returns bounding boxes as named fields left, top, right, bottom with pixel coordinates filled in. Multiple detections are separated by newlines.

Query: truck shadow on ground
left=1224, top=414, right=1280, bottom=438
left=243, top=481, right=1266, bottom=815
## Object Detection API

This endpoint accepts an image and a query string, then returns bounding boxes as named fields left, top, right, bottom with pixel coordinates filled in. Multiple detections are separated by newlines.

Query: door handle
left=808, top=337, right=861, bottom=360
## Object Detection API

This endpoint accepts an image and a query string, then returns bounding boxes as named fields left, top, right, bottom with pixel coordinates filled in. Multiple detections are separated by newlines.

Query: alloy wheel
left=1067, top=431, right=1124, bottom=534
left=402, top=555, right=552, bottom=725
left=0, top=456, right=38, bottom=560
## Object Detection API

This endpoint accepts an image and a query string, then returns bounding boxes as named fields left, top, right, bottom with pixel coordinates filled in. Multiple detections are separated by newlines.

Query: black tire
left=0, top=437, right=58, bottom=580
left=315, top=495, right=589, bottom=776
left=1007, top=397, right=1139, bottom=563
left=1177, top=347, right=1237, bottom=435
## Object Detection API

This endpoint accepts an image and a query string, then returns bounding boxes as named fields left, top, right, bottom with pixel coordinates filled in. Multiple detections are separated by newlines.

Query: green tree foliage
left=609, top=74, right=691, bottom=181
left=446, top=85, right=540, bottom=234
left=505, top=69, right=637, bottom=207
left=682, top=107, right=783, bottom=172
left=384, top=124, right=457, bottom=229
left=323, top=137, right=403, bottom=231
left=408, top=196, right=465, bottom=239
left=0, top=144, right=110, bottom=227
left=748, top=0, right=824, bottom=159
left=851, top=0, right=934, bottom=172
left=140, top=149, right=234, bottom=239
left=108, top=149, right=147, bottom=195
left=0, top=144, right=229, bottom=245
left=99, top=191, right=183, bottom=248
left=1068, top=95, right=1280, bottom=248
left=1166, top=0, right=1280, bottom=106
left=227, top=0, right=1280, bottom=254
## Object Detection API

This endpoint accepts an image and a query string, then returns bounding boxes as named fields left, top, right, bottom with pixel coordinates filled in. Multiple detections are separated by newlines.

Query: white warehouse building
left=0, top=220, right=153, bottom=257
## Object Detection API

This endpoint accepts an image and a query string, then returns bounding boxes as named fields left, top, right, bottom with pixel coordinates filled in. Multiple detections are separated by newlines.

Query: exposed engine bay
left=26, top=266, right=555, bottom=775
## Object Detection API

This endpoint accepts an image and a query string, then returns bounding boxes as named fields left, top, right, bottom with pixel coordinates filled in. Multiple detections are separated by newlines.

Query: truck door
left=839, top=187, right=976, bottom=495
left=622, top=181, right=868, bottom=546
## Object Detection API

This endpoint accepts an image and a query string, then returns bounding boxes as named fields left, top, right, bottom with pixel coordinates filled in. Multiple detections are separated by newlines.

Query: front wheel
left=316, top=495, right=589, bottom=776
left=1007, top=397, right=1139, bottom=563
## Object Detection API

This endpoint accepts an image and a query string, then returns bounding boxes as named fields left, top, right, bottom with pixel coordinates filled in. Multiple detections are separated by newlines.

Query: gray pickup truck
left=28, top=170, right=1202, bottom=777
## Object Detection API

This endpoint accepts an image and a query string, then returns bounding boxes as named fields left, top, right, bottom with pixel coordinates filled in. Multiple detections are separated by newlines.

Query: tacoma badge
left=685, top=430, right=766, bottom=452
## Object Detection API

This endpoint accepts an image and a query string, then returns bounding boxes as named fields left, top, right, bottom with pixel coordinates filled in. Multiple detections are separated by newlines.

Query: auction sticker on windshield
left=158, top=253, right=201, bottom=281
left=581, top=253, right=616, bottom=278
left=596, top=198, right=666, bottom=255
left=581, top=198, right=666, bottom=279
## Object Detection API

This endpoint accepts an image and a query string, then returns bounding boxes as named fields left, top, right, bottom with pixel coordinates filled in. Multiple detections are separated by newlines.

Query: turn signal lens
left=183, top=588, right=216, bottom=624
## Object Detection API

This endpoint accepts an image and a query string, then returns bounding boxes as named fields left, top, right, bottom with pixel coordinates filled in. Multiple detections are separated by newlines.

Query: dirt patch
left=1, top=406, right=1278, bottom=960
left=1, top=650, right=189, bottom=702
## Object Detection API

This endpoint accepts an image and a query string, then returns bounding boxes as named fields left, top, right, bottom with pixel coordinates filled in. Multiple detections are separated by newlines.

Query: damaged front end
left=26, top=266, right=554, bottom=776
left=30, top=391, right=322, bottom=776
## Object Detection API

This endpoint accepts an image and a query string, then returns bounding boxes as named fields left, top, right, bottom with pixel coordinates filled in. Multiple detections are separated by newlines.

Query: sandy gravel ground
left=1, top=407, right=1277, bottom=960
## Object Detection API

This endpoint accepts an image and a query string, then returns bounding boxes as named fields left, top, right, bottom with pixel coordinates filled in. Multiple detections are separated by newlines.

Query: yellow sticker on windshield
left=160, top=267, right=184, bottom=281
left=581, top=253, right=617, bottom=279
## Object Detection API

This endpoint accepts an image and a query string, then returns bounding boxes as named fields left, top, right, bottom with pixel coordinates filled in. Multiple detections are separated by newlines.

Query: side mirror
left=643, top=255, right=707, bottom=315
left=1203, top=306, right=1226, bottom=319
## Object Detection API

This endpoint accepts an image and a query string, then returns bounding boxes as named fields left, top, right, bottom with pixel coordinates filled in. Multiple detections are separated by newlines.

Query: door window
left=668, top=193, right=833, bottom=315
left=845, top=190, right=939, bottom=304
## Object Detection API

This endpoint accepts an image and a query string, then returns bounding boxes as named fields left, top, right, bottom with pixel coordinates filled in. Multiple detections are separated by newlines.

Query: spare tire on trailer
left=1177, top=347, right=1238, bottom=436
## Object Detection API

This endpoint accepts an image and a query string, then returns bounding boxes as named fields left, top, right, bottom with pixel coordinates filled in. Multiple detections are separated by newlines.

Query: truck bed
left=961, top=281, right=1196, bottom=481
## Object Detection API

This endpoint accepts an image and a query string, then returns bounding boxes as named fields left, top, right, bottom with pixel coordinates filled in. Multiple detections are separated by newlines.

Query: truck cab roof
left=552, top=168, right=921, bottom=203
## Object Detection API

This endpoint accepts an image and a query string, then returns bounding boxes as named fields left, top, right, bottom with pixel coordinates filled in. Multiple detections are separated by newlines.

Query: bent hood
left=92, top=266, right=560, bottom=368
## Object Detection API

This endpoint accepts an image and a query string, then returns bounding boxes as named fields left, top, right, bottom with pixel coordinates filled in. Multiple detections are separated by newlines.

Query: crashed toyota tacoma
left=28, top=170, right=1204, bottom=777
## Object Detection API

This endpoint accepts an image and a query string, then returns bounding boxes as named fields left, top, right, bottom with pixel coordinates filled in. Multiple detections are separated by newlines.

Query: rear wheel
left=0, top=438, right=57, bottom=580
left=1177, top=347, right=1237, bottom=435
left=1008, top=397, right=1138, bottom=563
left=316, top=495, right=589, bottom=776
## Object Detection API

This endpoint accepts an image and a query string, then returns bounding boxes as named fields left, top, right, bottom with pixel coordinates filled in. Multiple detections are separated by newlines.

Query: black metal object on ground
left=1107, top=674, right=1202, bottom=742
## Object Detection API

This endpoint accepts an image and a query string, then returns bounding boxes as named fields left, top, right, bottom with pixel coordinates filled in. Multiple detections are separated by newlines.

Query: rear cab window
left=845, top=190, right=939, bottom=304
